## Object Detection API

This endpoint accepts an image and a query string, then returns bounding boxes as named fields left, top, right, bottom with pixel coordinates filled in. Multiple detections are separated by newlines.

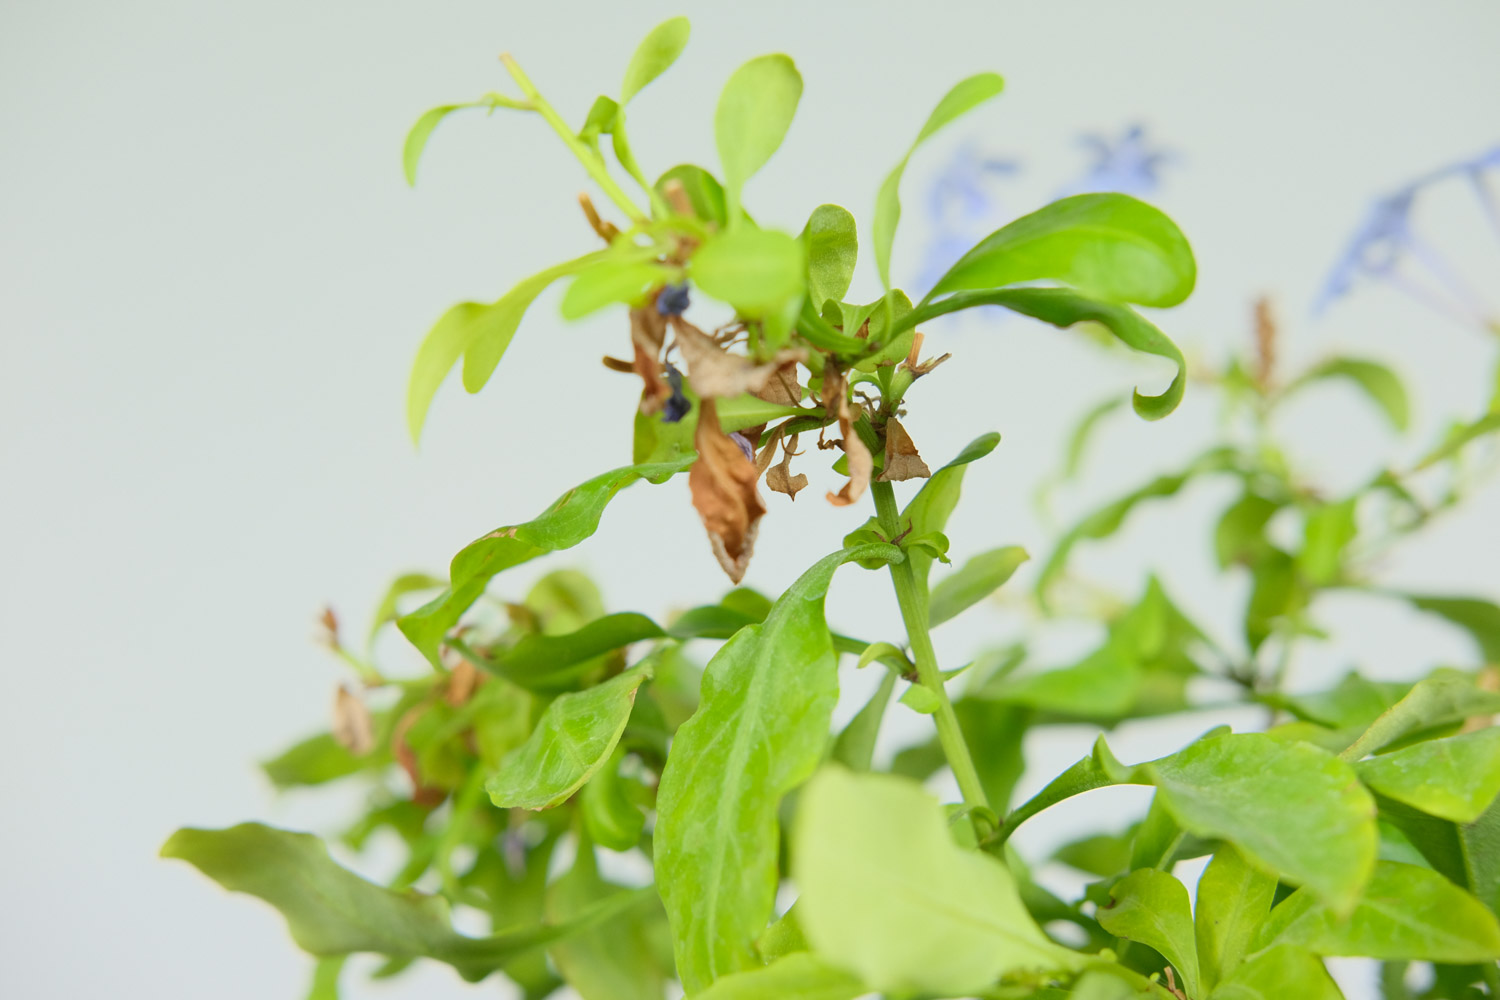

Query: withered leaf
left=332, top=684, right=374, bottom=756
left=689, top=397, right=766, bottom=583
left=877, top=418, right=932, bottom=482
left=444, top=660, right=481, bottom=707
left=393, top=704, right=446, bottom=806
left=823, top=368, right=872, bottom=508
left=631, top=306, right=671, bottom=414
left=671, top=317, right=801, bottom=399
left=754, top=360, right=802, bottom=406
left=767, top=431, right=810, bottom=500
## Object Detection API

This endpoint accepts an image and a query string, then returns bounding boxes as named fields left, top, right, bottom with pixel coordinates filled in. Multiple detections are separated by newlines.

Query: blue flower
left=657, top=282, right=691, bottom=317
left=915, top=142, right=1020, bottom=295
left=1315, top=142, right=1499, bottom=331
left=1055, top=124, right=1177, bottom=199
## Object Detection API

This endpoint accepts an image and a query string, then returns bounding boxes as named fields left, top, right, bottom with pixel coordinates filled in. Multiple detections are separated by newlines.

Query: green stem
left=500, top=54, right=648, bottom=225
left=871, top=480, right=991, bottom=816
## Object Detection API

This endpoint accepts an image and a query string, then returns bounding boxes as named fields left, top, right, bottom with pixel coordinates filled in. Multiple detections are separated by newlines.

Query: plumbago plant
left=162, top=18, right=1500, bottom=1000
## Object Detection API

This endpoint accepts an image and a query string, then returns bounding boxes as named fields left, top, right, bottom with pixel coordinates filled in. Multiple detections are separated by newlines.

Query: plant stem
left=500, top=54, right=648, bottom=225
left=871, top=480, right=991, bottom=816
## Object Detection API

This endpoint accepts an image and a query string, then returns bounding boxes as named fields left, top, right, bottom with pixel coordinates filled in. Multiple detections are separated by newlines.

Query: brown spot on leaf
left=877, top=418, right=932, bottom=482
left=689, top=397, right=766, bottom=583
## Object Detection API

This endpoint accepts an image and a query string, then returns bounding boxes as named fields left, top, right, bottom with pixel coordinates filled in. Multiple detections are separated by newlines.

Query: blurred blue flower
left=915, top=142, right=1020, bottom=294
left=662, top=363, right=690, bottom=423
left=1055, top=124, right=1178, bottom=199
left=1315, top=142, right=1499, bottom=331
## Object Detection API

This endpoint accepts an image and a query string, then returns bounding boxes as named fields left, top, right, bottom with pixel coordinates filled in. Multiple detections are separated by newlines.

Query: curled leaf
left=331, top=685, right=374, bottom=756
left=877, top=418, right=930, bottom=482
left=754, top=360, right=802, bottom=406
left=767, top=432, right=809, bottom=500
left=823, top=370, right=871, bottom=507
left=690, top=398, right=767, bottom=583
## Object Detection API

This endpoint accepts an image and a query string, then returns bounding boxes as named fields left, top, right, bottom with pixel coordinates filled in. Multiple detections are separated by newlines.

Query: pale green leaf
left=693, top=952, right=864, bottom=1000
left=397, top=458, right=694, bottom=667
left=1097, top=868, right=1201, bottom=997
left=929, top=545, right=1029, bottom=626
left=486, top=666, right=651, bottom=810
left=1298, top=497, right=1357, bottom=586
left=1357, top=728, right=1500, bottom=823
left=402, top=94, right=527, bottom=187
left=1286, top=357, right=1410, bottom=431
left=546, top=845, right=667, bottom=1000
left=653, top=544, right=901, bottom=993
left=581, top=749, right=646, bottom=852
left=366, top=572, right=445, bottom=648
left=1256, top=860, right=1500, bottom=963
left=800, top=204, right=857, bottom=308
left=793, top=768, right=1080, bottom=996
left=1207, top=945, right=1343, bottom=1000
left=655, top=164, right=729, bottom=226
left=561, top=259, right=674, bottom=319
left=620, top=17, right=691, bottom=104
left=1196, top=845, right=1277, bottom=992
left=898, top=286, right=1190, bottom=420
left=161, top=823, right=648, bottom=982
left=873, top=73, right=1005, bottom=287
left=690, top=228, right=805, bottom=314
left=714, top=55, right=802, bottom=222
left=1340, top=671, right=1500, bottom=762
left=1414, top=412, right=1500, bottom=470
left=925, top=193, right=1196, bottom=308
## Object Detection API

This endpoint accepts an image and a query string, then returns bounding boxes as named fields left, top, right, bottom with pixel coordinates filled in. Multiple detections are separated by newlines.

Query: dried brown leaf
left=877, top=418, right=932, bottom=482
left=393, top=705, right=446, bottom=807
left=671, top=317, right=801, bottom=399
left=444, top=660, right=481, bottom=707
left=689, top=397, right=766, bottom=583
left=631, top=306, right=671, bottom=414
left=823, top=368, right=872, bottom=507
left=332, top=684, right=374, bottom=756
left=754, top=360, right=803, bottom=406
left=767, top=431, right=810, bottom=500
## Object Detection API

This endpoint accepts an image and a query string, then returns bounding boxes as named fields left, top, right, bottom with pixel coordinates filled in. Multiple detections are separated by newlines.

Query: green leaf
left=1285, top=358, right=1410, bottom=431
left=655, top=164, right=729, bottom=226
left=407, top=253, right=605, bottom=443
left=160, top=823, right=648, bottom=981
left=1196, top=845, right=1277, bottom=991
left=306, top=957, right=344, bottom=1000
left=486, top=665, right=651, bottom=810
left=546, top=844, right=667, bottom=1000
left=929, top=545, right=1029, bottom=627
left=989, top=646, right=1142, bottom=721
left=714, top=55, right=802, bottom=223
left=715, top=392, right=806, bottom=431
left=1298, top=497, right=1357, bottom=586
left=1256, top=861, right=1500, bottom=963
left=1404, top=595, right=1500, bottom=663
left=561, top=259, right=674, bottom=319
left=1148, top=733, right=1376, bottom=915
left=397, top=458, right=694, bottom=667
left=1340, top=671, right=1500, bottom=762
left=1005, top=733, right=1377, bottom=914
left=800, top=204, right=857, bottom=308
left=900, top=683, right=942, bottom=714
left=1207, top=945, right=1343, bottom=1000
left=582, top=749, right=646, bottom=851
left=693, top=952, right=865, bottom=1000
left=366, top=572, right=445, bottom=648
left=925, top=193, right=1196, bottom=308
left=1414, top=412, right=1500, bottom=470
left=897, top=431, right=1001, bottom=591
left=653, top=544, right=901, bottom=993
left=1357, top=728, right=1500, bottom=823
left=1097, top=868, right=1201, bottom=997
left=1215, top=492, right=1283, bottom=569
left=1262, top=672, right=1412, bottom=730
left=690, top=228, right=805, bottom=314
left=262, top=732, right=382, bottom=789
left=901, top=286, right=1190, bottom=420
left=1038, top=448, right=1238, bottom=604
left=832, top=669, right=898, bottom=772
left=793, top=768, right=1080, bottom=995
left=872, top=73, right=1005, bottom=288
left=620, top=16, right=690, bottom=104
left=402, top=94, right=528, bottom=186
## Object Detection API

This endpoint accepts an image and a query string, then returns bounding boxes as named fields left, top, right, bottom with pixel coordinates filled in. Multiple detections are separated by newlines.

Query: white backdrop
left=3, top=1, right=1498, bottom=997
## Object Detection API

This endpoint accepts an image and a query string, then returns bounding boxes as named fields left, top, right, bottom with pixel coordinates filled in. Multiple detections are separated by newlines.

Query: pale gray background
left=3, top=1, right=1498, bottom=997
